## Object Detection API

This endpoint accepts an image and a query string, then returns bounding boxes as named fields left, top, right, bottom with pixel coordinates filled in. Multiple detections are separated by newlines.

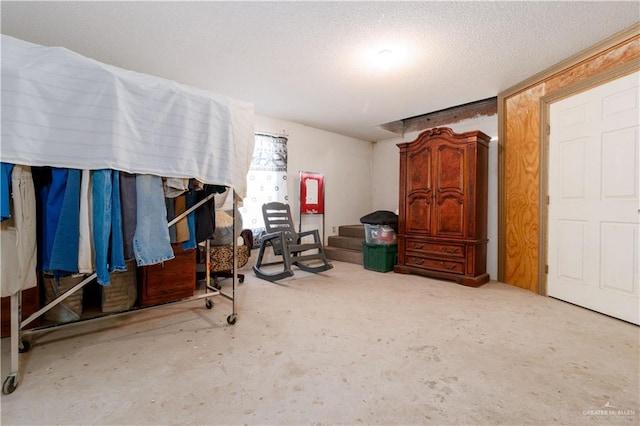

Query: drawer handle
left=414, top=244, right=423, bottom=249
left=415, top=259, right=424, bottom=265
left=443, top=248, right=458, bottom=254
left=440, top=261, right=456, bottom=270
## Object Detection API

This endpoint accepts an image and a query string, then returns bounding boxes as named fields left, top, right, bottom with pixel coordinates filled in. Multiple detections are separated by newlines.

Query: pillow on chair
left=210, top=210, right=234, bottom=246
left=209, top=243, right=250, bottom=273
left=204, top=229, right=253, bottom=286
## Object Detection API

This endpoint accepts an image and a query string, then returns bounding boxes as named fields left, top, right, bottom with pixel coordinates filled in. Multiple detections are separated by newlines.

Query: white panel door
left=548, top=71, right=640, bottom=325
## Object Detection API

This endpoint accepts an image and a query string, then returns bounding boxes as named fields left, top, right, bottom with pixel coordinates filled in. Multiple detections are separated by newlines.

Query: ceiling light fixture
left=359, top=43, right=410, bottom=73
left=376, top=49, right=396, bottom=70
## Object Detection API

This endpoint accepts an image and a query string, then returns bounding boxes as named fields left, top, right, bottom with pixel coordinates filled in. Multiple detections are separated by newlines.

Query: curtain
left=240, top=133, right=288, bottom=247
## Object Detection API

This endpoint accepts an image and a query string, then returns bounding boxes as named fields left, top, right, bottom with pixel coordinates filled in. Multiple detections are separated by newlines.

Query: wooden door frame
left=497, top=24, right=640, bottom=291
left=538, top=61, right=640, bottom=296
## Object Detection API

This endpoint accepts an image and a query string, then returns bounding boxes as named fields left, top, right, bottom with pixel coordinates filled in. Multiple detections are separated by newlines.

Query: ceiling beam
left=380, top=97, right=497, bottom=136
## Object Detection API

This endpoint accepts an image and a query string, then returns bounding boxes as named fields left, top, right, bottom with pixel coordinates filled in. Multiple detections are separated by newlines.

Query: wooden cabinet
left=138, top=245, right=196, bottom=307
left=394, top=127, right=491, bottom=287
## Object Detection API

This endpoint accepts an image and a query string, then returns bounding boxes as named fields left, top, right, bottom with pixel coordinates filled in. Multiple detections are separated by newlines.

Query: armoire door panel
left=407, top=146, right=432, bottom=194
left=407, top=193, right=432, bottom=233
left=435, top=194, right=465, bottom=236
left=436, top=144, right=466, bottom=193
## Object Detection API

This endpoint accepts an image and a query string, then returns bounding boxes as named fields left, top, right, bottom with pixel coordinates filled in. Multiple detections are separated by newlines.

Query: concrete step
left=325, top=246, right=363, bottom=265
left=324, top=224, right=365, bottom=266
left=338, top=224, right=365, bottom=239
left=327, top=235, right=365, bottom=251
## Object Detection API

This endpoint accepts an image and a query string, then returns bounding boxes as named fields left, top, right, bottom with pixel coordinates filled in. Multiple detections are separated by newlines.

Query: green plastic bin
left=363, top=243, right=397, bottom=272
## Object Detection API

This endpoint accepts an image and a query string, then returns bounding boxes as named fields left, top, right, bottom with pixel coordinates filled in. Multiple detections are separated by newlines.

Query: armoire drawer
left=405, top=240, right=464, bottom=258
left=405, top=255, right=464, bottom=274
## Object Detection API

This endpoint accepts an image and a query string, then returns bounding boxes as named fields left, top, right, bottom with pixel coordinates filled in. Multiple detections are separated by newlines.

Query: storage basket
left=101, top=259, right=138, bottom=313
left=363, top=243, right=397, bottom=273
left=43, top=274, right=85, bottom=323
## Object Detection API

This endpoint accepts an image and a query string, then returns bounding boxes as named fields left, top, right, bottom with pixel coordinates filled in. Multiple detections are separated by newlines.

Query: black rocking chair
left=253, top=202, right=333, bottom=281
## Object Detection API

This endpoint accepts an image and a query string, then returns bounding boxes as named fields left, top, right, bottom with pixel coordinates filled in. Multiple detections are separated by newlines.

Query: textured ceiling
left=2, top=1, right=639, bottom=141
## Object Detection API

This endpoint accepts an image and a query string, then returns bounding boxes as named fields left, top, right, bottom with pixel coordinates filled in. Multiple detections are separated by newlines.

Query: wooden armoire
left=394, top=127, right=491, bottom=287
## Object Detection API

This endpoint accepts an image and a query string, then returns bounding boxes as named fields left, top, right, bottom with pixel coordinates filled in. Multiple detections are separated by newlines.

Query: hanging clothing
left=182, top=190, right=197, bottom=251
left=47, top=169, right=81, bottom=275
left=78, top=170, right=95, bottom=274
left=1, top=163, right=15, bottom=221
left=195, top=185, right=224, bottom=243
left=133, top=174, right=174, bottom=266
left=120, top=172, right=137, bottom=261
left=0, top=165, right=37, bottom=297
left=92, top=169, right=126, bottom=285
left=165, top=196, right=191, bottom=244
left=163, top=177, right=190, bottom=198
left=166, top=197, right=177, bottom=243
left=33, top=167, right=82, bottom=275
left=174, top=194, right=190, bottom=243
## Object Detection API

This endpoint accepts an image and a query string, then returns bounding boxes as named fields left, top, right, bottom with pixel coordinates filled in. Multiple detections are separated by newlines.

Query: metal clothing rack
left=2, top=187, right=240, bottom=395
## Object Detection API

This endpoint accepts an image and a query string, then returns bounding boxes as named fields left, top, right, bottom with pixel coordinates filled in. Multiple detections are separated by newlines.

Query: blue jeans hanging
left=46, top=168, right=81, bottom=275
left=133, top=174, right=174, bottom=266
left=92, top=169, right=126, bottom=285
left=182, top=190, right=197, bottom=251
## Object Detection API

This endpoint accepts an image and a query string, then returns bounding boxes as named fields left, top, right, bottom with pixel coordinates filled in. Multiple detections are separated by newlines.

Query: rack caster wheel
left=239, top=276, right=244, bottom=284
left=205, top=299, right=213, bottom=310
left=19, top=340, right=31, bottom=353
left=226, top=314, right=237, bottom=325
left=3, top=375, right=17, bottom=395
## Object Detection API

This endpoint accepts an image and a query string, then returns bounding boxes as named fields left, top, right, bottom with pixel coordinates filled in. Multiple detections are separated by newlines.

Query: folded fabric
left=163, top=177, right=190, bottom=198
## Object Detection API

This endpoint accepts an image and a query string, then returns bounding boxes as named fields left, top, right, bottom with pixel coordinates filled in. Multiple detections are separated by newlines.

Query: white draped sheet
left=1, top=35, right=255, bottom=198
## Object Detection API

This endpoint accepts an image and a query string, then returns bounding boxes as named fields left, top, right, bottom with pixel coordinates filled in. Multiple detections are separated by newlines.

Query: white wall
left=371, top=115, right=499, bottom=280
left=254, top=114, right=373, bottom=243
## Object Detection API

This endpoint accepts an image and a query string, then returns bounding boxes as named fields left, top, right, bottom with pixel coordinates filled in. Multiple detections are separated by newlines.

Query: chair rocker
left=253, top=202, right=333, bottom=281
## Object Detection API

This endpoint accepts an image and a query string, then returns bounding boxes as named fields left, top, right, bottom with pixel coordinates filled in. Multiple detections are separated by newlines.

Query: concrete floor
left=1, top=260, right=638, bottom=425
